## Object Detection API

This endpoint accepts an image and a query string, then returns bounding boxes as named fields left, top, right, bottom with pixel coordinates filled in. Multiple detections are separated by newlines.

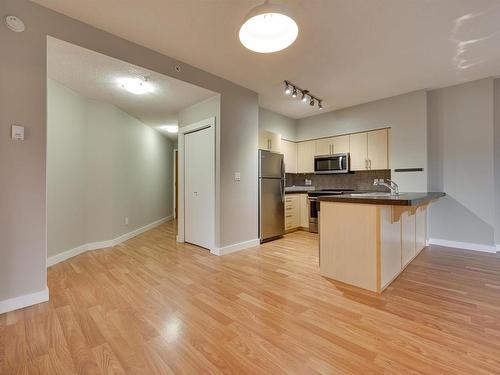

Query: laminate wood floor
left=2, top=220, right=500, bottom=374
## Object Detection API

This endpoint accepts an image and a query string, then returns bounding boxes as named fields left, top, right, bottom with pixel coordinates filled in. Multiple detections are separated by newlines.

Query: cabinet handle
left=365, top=159, right=368, bottom=169
left=369, top=159, right=372, bottom=169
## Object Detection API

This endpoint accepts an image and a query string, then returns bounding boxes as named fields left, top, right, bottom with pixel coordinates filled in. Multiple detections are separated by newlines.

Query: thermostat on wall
left=11, top=125, right=25, bottom=141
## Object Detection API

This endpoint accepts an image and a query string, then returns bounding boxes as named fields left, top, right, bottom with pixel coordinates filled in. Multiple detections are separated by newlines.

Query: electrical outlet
left=125, top=217, right=129, bottom=225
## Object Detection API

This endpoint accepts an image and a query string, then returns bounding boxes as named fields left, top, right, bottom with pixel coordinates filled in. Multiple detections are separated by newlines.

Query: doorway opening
left=46, top=37, right=219, bottom=265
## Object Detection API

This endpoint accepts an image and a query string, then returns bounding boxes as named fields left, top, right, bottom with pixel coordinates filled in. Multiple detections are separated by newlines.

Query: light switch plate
left=234, top=172, right=241, bottom=181
left=11, top=125, right=24, bottom=140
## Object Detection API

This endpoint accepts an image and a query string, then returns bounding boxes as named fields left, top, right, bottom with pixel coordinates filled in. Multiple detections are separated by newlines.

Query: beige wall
left=428, top=79, right=495, bottom=246
left=1, top=0, right=258, bottom=306
left=47, top=79, right=174, bottom=257
left=296, top=91, right=428, bottom=192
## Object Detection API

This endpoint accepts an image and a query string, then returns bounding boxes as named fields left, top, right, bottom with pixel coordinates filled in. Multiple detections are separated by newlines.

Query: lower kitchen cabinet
left=299, top=194, right=309, bottom=228
left=285, top=194, right=309, bottom=231
left=320, top=201, right=428, bottom=292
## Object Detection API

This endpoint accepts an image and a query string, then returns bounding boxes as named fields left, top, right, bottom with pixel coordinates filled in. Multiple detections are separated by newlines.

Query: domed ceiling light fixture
left=239, top=1, right=298, bottom=53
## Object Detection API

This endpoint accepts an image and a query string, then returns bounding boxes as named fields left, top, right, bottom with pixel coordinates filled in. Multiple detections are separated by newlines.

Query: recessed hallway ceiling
left=47, top=37, right=217, bottom=138
left=35, top=0, right=500, bottom=119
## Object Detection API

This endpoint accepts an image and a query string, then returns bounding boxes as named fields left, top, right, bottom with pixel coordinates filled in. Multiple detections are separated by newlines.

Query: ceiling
left=47, top=37, right=217, bottom=138
left=37, top=0, right=500, bottom=119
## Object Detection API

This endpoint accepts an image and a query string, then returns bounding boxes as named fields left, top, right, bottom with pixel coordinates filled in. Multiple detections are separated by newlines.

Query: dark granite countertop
left=318, top=192, right=445, bottom=206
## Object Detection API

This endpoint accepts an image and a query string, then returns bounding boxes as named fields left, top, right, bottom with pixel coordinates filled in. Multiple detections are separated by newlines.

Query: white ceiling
left=37, top=0, right=500, bottom=119
left=47, top=37, right=217, bottom=138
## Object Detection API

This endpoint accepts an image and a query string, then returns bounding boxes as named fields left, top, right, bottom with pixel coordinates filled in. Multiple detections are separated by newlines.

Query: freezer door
left=259, top=150, right=284, bottom=179
left=259, top=178, right=285, bottom=241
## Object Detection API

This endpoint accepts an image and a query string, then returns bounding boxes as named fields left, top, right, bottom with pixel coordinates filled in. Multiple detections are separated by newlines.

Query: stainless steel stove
left=307, top=189, right=354, bottom=233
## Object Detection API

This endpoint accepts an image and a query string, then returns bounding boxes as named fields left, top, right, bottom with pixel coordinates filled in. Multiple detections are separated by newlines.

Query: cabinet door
left=349, top=132, right=368, bottom=171
left=299, top=194, right=309, bottom=228
left=315, top=137, right=333, bottom=156
left=367, top=129, right=388, bottom=170
left=401, top=210, right=416, bottom=266
left=297, top=141, right=316, bottom=173
left=332, top=135, right=350, bottom=154
left=415, top=205, right=427, bottom=254
left=281, top=140, right=297, bottom=173
left=269, top=131, right=282, bottom=153
left=285, top=195, right=300, bottom=230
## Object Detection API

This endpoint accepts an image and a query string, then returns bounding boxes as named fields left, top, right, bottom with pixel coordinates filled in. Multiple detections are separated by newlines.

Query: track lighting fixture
left=283, top=81, right=323, bottom=110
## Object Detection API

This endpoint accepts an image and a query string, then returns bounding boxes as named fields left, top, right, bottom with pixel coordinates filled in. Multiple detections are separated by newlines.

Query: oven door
left=314, top=153, right=349, bottom=174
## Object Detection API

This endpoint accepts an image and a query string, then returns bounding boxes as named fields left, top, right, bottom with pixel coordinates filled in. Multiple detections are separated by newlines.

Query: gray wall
left=296, top=91, right=428, bottom=192
left=427, top=79, right=495, bottom=246
left=47, top=79, right=174, bottom=257
left=47, top=80, right=88, bottom=256
left=1, top=0, right=258, bottom=304
left=495, top=80, right=500, bottom=246
left=259, top=107, right=297, bottom=141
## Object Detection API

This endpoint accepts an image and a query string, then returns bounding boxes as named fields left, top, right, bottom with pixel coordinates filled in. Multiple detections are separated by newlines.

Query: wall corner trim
left=211, top=238, right=260, bottom=256
left=428, top=238, right=497, bottom=253
left=0, top=287, right=49, bottom=315
left=47, top=215, right=174, bottom=267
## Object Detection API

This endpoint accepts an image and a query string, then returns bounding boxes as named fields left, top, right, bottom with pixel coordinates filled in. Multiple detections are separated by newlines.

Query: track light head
left=310, top=98, right=315, bottom=106
left=318, top=101, right=323, bottom=110
left=284, top=82, right=292, bottom=95
left=301, top=90, right=309, bottom=102
left=292, top=88, right=298, bottom=98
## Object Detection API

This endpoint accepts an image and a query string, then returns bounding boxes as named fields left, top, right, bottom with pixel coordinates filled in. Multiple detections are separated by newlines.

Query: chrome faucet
left=374, top=179, right=400, bottom=195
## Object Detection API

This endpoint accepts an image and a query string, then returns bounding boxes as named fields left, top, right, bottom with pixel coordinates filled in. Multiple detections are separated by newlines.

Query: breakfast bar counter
left=318, top=192, right=445, bottom=292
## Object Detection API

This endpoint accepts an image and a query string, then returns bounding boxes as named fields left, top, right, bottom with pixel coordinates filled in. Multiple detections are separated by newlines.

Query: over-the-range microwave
left=314, top=153, right=350, bottom=174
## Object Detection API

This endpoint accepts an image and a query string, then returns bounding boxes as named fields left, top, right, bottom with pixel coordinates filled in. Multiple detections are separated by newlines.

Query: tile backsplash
left=286, top=170, right=391, bottom=192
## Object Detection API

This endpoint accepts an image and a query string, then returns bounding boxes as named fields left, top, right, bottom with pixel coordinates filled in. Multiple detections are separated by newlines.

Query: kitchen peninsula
left=318, top=192, right=445, bottom=292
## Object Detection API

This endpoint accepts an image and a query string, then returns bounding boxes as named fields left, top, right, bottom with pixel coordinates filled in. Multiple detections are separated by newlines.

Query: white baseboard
left=211, top=238, right=260, bottom=256
left=47, top=215, right=174, bottom=267
left=0, top=287, right=49, bottom=315
left=428, top=238, right=497, bottom=253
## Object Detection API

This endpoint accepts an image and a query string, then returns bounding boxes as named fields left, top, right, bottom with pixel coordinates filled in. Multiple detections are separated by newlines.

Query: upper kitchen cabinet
left=315, top=135, right=350, bottom=156
left=367, top=129, right=388, bottom=170
left=349, top=129, right=389, bottom=171
left=297, top=140, right=315, bottom=173
left=315, top=137, right=334, bottom=156
left=349, top=132, right=368, bottom=171
left=332, top=135, right=350, bottom=154
left=281, top=139, right=298, bottom=173
left=259, top=129, right=281, bottom=152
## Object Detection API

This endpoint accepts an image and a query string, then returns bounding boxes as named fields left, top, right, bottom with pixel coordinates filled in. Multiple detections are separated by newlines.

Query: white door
left=184, top=127, right=214, bottom=250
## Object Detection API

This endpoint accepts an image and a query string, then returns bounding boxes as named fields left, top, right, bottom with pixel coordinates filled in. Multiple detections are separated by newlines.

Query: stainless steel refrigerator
left=259, top=150, right=285, bottom=243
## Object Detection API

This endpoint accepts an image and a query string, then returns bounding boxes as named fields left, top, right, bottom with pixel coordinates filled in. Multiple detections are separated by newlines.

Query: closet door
left=185, top=127, right=214, bottom=250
